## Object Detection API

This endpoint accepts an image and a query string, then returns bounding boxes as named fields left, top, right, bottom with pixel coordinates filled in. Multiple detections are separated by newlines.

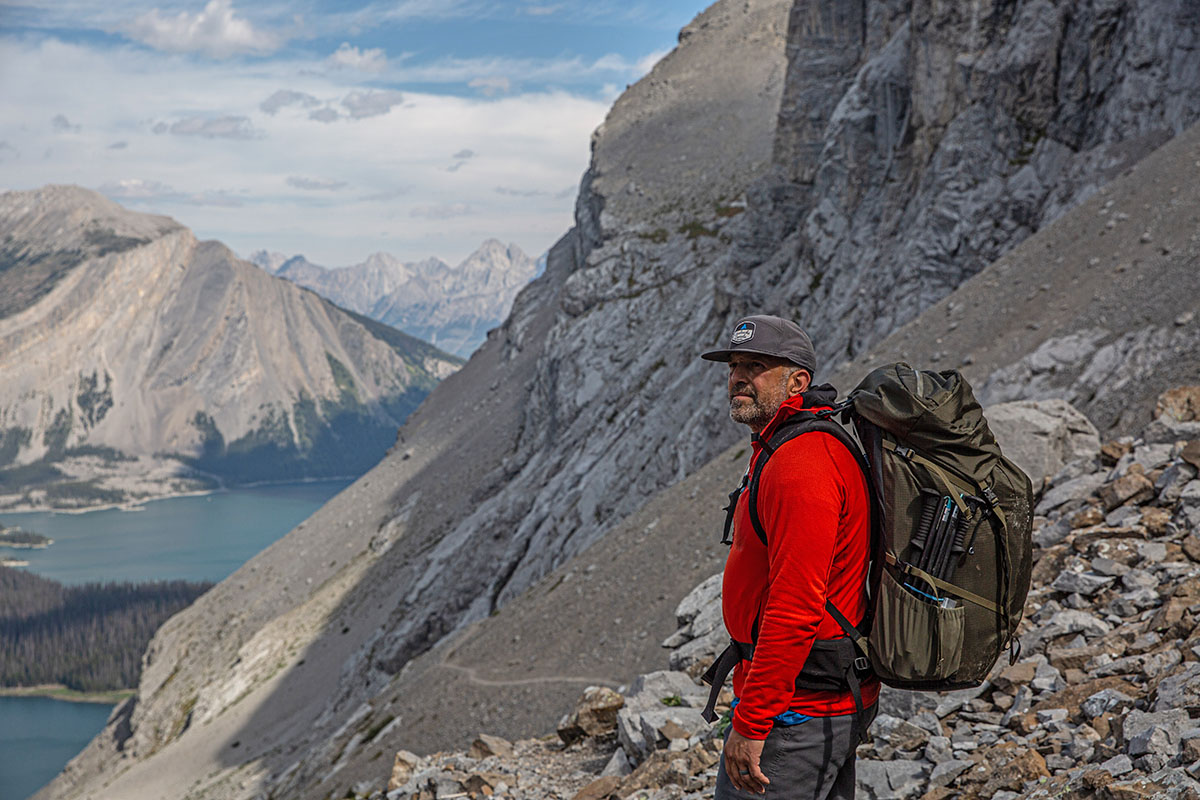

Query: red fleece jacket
left=723, top=392, right=879, bottom=739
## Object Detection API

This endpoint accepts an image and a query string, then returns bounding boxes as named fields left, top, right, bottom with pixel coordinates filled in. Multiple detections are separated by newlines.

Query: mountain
left=248, top=240, right=539, bottom=358
left=37, top=1, right=1200, bottom=799
left=0, top=186, right=461, bottom=510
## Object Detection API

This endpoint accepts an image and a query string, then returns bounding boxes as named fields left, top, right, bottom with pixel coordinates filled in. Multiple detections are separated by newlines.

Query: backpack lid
left=849, top=363, right=1001, bottom=465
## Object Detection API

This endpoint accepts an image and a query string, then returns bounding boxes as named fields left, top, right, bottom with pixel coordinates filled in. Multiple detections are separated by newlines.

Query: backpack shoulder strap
left=747, top=411, right=883, bottom=639
left=746, top=414, right=866, bottom=547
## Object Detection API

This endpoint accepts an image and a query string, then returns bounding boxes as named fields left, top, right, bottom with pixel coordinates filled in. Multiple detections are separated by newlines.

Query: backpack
left=701, top=364, right=1033, bottom=733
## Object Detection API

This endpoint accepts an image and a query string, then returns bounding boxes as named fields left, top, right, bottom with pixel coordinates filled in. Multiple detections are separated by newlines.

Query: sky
left=0, top=0, right=711, bottom=265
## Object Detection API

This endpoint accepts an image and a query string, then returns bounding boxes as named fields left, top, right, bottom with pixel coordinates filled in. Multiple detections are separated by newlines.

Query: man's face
left=727, top=353, right=807, bottom=432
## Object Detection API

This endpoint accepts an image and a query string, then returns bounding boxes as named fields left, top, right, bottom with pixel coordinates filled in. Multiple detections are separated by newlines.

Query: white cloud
left=261, top=89, right=320, bottom=115
left=287, top=176, right=347, bottom=191
left=328, top=42, right=387, bottom=73
left=637, top=48, right=669, bottom=76
left=390, top=52, right=643, bottom=87
left=341, top=90, right=405, bottom=119
left=98, top=177, right=243, bottom=206
left=0, top=36, right=609, bottom=265
left=52, top=113, right=82, bottom=132
left=100, top=177, right=173, bottom=199
left=374, top=0, right=488, bottom=23
left=156, top=115, right=258, bottom=139
left=524, top=4, right=562, bottom=16
left=446, top=149, right=475, bottom=172
left=591, top=52, right=629, bottom=72
left=410, top=202, right=472, bottom=219
left=124, top=0, right=281, bottom=58
left=495, top=186, right=546, bottom=197
left=359, top=188, right=411, bottom=202
left=469, top=75, right=512, bottom=96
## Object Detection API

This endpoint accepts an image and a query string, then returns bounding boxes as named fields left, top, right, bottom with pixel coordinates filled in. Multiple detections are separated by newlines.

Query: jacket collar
left=756, top=383, right=838, bottom=442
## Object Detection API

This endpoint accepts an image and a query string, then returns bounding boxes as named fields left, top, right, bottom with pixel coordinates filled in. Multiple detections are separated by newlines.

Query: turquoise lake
left=0, top=696, right=116, bottom=800
left=0, top=479, right=352, bottom=800
left=0, top=479, right=353, bottom=585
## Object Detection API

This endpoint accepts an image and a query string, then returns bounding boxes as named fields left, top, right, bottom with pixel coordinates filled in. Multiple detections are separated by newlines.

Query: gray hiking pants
left=714, top=706, right=876, bottom=800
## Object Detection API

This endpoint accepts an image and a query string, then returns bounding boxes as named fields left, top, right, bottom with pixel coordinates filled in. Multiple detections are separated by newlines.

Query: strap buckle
left=812, top=399, right=853, bottom=420
left=894, top=445, right=914, bottom=459
left=853, top=656, right=870, bottom=673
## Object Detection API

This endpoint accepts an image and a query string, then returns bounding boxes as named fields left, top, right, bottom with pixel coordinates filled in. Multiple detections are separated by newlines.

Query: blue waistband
left=731, top=697, right=812, bottom=727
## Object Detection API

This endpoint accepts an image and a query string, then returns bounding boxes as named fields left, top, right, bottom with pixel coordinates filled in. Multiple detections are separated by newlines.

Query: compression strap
left=885, top=552, right=1001, bottom=615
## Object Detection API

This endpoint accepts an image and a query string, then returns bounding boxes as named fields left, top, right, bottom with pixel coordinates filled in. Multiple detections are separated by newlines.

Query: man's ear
left=787, top=369, right=811, bottom=397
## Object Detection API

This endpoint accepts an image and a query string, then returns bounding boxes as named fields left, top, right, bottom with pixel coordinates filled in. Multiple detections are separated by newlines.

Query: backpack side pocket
left=870, top=567, right=965, bottom=683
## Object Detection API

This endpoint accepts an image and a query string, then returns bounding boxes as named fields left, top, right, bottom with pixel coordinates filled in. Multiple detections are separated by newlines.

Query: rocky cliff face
left=0, top=187, right=459, bottom=509
left=36, top=1, right=1200, bottom=799
left=250, top=240, right=537, bottom=358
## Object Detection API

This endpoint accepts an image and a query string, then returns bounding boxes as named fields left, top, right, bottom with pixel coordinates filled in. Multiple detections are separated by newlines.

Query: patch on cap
left=731, top=321, right=755, bottom=344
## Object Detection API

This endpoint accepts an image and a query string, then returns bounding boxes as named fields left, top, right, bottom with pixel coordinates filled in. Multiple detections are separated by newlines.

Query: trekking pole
left=931, top=505, right=960, bottom=583
left=910, top=490, right=940, bottom=553
left=917, top=497, right=953, bottom=598
left=939, top=507, right=972, bottom=582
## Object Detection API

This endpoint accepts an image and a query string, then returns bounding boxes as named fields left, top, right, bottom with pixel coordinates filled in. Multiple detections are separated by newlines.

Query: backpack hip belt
left=699, top=599, right=873, bottom=741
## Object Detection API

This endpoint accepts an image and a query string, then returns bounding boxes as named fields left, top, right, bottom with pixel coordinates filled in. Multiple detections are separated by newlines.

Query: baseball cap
left=700, top=314, right=817, bottom=374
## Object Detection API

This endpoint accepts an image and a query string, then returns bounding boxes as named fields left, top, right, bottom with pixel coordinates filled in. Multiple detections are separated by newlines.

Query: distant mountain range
left=248, top=241, right=541, bottom=358
left=0, top=186, right=461, bottom=510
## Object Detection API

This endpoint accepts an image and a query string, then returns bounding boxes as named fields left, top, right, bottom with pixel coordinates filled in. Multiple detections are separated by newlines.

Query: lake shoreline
left=0, top=486, right=217, bottom=516
left=0, top=474, right=359, bottom=516
left=0, top=685, right=132, bottom=705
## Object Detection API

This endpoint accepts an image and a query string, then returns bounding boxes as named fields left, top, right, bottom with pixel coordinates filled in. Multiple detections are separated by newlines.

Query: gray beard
left=729, top=394, right=783, bottom=429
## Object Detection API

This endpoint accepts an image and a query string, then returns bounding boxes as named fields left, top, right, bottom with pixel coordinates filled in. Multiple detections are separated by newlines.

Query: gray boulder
left=616, top=671, right=709, bottom=761
left=877, top=687, right=938, bottom=719
left=638, top=707, right=709, bottom=752
left=667, top=627, right=728, bottom=673
left=1051, top=569, right=1115, bottom=596
left=625, top=671, right=708, bottom=709
left=856, top=760, right=929, bottom=800
left=1123, top=708, right=1189, bottom=758
left=873, top=714, right=932, bottom=751
left=1158, top=463, right=1199, bottom=504
left=1153, top=663, right=1200, bottom=714
left=673, top=573, right=722, bottom=628
left=1082, top=688, right=1135, bottom=719
left=600, top=747, right=632, bottom=778
left=665, top=573, right=727, bottom=670
left=1096, top=754, right=1134, bottom=778
left=986, top=400, right=1100, bottom=483
left=1036, top=472, right=1108, bottom=515
left=929, top=759, right=973, bottom=788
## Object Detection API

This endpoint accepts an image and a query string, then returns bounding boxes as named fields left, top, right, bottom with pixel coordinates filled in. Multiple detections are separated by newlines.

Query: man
left=700, top=314, right=878, bottom=799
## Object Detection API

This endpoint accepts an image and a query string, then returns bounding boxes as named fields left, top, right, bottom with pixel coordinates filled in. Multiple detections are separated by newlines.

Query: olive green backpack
left=845, top=364, right=1034, bottom=688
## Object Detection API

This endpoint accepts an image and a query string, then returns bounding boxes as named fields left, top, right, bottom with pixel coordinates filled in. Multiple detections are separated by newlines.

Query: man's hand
left=724, top=728, right=770, bottom=793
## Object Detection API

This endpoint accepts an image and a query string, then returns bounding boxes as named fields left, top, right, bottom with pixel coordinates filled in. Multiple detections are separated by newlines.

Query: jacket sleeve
left=731, top=434, right=845, bottom=739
